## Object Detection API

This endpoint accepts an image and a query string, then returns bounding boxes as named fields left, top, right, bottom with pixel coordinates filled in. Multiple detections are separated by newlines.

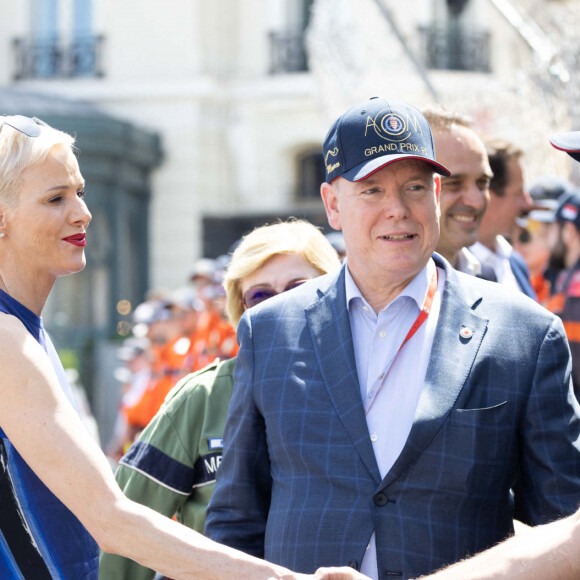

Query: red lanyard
left=397, top=268, right=438, bottom=354
left=364, top=267, right=439, bottom=416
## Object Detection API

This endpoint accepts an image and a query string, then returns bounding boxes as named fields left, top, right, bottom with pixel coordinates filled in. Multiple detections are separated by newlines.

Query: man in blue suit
left=205, top=98, right=580, bottom=580
left=470, top=139, right=537, bottom=298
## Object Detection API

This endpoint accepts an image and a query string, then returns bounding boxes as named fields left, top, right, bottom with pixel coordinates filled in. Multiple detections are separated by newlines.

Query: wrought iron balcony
left=418, top=23, right=491, bottom=73
left=269, top=30, right=308, bottom=74
left=12, top=35, right=104, bottom=80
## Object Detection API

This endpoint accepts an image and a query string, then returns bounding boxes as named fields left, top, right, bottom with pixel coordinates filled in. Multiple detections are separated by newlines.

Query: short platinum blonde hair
left=225, top=219, right=341, bottom=327
left=0, top=118, right=75, bottom=207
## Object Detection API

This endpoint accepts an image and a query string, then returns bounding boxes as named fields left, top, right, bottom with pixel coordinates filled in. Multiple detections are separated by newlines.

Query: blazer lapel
left=306, top=268, right=382, bottom=484
left=382, top=261, right=489, bottom=488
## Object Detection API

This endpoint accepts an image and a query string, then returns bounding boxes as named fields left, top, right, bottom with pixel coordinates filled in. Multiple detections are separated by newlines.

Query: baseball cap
left=132, top=299, right=173, bottom=325
left=117, top=337, right=150, bottom=361
left=555, top=191, right=580, bottom=230
left=323, top=96, right=450, bottom=183
left=549, top=131, right=580, bottom=162
left=529, top=175, right=575, bottom=202
left=517, top=198, right=558, bottom=229
left=189, top=258, right=216, bottom=282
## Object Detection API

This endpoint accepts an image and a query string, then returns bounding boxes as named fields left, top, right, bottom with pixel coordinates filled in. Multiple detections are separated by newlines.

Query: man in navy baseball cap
left=205, top=94, right=580, bottom=580
left=323, top=96, right=450, bottom=183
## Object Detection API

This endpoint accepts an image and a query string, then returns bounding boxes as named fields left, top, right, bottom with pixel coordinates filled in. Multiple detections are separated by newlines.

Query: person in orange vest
left=187, top=258, right=238, bottom=372
left=512, top=201, right=559, bottom=306
left=123, top=298, right=187, bottom=434
left=545, top=189, right=580, bottom=398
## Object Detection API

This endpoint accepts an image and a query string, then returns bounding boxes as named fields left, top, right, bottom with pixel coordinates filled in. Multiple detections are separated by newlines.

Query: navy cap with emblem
left=550, top=131, right=580, bottom=163
left=322, top=96, right=450, bottom=183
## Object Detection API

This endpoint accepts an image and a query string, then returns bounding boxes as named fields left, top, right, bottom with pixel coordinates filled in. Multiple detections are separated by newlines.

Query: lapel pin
left=460, top=327, right=473, bottom=339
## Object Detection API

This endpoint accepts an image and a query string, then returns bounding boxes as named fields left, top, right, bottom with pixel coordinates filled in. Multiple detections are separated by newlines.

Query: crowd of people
left=108, top=257, right=240, bottom=459
left=2, top=94, right=580, bottom=580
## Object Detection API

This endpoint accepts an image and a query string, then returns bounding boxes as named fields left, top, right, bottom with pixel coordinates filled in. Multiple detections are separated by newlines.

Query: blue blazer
left=206, top=255, right=580, bottom=580
left=509, top=250, right=537, bottom=300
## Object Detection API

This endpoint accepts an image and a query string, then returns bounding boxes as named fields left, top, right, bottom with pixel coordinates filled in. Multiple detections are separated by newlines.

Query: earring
left=0, top=233, right=4, bottom=238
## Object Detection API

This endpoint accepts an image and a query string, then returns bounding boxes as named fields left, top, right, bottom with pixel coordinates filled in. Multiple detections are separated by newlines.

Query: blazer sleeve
left=204, top=313, right=271, bottom=558
left=514, top=315, right=580, bottom=524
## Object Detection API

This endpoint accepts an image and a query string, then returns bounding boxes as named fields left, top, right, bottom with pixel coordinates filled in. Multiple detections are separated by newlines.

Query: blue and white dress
left=0, top=289, right=99, bottom=579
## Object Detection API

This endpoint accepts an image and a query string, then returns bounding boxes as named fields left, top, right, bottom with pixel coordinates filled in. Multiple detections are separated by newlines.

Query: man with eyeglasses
left=470, top=139, right=537, bottom=298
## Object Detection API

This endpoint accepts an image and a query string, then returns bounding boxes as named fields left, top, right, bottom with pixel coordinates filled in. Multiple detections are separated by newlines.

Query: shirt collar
left=455, top=247, right=482, bottom=276
left=494, top=235, right=514, bottom=258
left=345, top=258, right=435, bottom=314
left=470, top=236, right=513, bottom=263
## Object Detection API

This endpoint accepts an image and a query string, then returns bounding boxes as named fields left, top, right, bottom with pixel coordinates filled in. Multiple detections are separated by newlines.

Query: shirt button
left=370, top=433, right=378, bottom=442
left=379, top=330, right=386, bottom=338
left=362, top=305, right=369, bottom=312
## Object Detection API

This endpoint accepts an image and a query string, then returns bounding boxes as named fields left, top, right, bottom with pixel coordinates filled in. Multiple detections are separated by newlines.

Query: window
left=268, top=0, right=313, bottom=74
left=13, top=0, right=103, bottom=79
left=30, top=0, right=59, bottom=77
left=296, top=150, right=325, bottom=201
left=419, top=0, right=491, bottom=72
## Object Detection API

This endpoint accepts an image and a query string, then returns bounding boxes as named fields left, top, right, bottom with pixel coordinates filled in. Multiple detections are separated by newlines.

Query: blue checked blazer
left=205, top=254, right=580, bottom=580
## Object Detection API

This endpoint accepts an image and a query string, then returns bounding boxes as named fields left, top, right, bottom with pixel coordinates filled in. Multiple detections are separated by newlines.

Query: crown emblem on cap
left=365, top=109, right=419, bottom=144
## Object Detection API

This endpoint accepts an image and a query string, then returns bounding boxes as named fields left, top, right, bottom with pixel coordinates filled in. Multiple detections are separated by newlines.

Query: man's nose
left=520, top=189, right=534, bottom=213
left=383, top=192, right=409, bottom=219
left=463, top=183, right=488, bottom=210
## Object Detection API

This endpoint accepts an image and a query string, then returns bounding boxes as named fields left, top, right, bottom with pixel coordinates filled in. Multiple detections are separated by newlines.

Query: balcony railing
left=12, top=35, right=104, bottom=80
left=269, top=31, right=308, bottom=74
left=418, top=24, right=491, bottom=72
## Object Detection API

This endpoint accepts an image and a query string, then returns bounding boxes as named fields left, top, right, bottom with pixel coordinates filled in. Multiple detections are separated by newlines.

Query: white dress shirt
left=455, top=247, right=484, bottom=277
left=470, top=237, right=520, bottom=292
left=345, top=259, right=444, bottom=580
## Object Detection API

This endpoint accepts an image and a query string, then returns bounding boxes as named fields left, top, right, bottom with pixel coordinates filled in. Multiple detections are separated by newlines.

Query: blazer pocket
left=439, top=401, right=516, bottom=494
left=449, top=401, right=511, bottom=428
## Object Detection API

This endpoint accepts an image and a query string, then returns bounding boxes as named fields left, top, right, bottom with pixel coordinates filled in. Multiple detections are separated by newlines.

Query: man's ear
left=434, top=174, right=441, bottom=204
left=320, top=181, right=342, bottom=231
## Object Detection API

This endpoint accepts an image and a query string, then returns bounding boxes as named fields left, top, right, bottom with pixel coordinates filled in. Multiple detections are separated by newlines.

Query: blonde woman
left=100, top=220, right=342, bottom=579
left=0, top=115, right=364, bottom=580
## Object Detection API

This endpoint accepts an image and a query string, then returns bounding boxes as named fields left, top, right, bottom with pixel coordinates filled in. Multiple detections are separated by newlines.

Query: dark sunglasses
left=518, top=229, right=531, bottom=244
left=242, top=280, right=308, bottom=309
left=0, top=115, right=46, bottom=138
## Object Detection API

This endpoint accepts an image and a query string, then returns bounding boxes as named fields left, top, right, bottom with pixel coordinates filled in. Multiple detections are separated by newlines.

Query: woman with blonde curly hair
left=102, top=219, right=342, bottom=579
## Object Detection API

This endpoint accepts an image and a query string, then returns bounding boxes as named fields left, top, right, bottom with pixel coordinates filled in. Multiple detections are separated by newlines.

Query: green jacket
left=99, top=357, right=236, bottom=580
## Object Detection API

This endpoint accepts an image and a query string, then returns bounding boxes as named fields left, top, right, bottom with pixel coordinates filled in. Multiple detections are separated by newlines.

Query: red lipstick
left=63, top=233, right=86, bottom=247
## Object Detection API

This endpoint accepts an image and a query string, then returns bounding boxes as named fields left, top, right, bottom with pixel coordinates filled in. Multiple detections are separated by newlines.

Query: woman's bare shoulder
left=0, top=311, right=31, bottom=344
left=0, top=313, right=50, bottom=386
left=0, top=312, right=36, bottom=350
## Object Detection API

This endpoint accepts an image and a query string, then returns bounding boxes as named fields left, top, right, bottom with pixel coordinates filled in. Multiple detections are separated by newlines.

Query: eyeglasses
left=0, top=115, right=46, bottom=138
left=241, top=280, right=308, bottom=309
left=518, top=229, right=531, bottom=244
